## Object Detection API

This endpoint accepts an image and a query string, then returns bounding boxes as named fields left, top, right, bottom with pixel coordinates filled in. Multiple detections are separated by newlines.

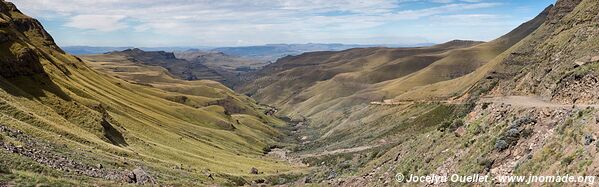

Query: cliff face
left=107, top=48, right=230, bottom=82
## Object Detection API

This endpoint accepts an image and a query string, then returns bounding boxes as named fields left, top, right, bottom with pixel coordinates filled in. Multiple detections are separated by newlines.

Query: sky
left=12, top=0, right=555, bottom=47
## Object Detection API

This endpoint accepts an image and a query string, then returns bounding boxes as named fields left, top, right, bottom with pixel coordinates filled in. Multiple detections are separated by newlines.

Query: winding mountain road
left=480, top=96, right=599, bottom=108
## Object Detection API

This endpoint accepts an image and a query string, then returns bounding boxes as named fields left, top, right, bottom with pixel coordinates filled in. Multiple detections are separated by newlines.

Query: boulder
left=250, top=167, right=259, bottom=174
left=574, top=55, right=599, bottom=66
left=584, top=134, right=595, bottom=145
left=120, top=167, right=156, bottom=184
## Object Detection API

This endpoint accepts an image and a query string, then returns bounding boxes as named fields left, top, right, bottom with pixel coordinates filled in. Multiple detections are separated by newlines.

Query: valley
left=2, top=0, right=599, bottom=186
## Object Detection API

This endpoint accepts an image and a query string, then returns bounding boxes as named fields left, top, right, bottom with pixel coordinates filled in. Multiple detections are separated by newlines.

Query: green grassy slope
left=260, top=1, right=599, bottom=185
left=0, top=1, right=303, bottom=186
left=237, top=6, right=549, bottom=146
left=238, top=41, right=483, bottom=108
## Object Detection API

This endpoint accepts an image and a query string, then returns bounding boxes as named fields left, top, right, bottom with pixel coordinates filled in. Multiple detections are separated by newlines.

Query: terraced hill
left=0, top=1, right=303, bottom=185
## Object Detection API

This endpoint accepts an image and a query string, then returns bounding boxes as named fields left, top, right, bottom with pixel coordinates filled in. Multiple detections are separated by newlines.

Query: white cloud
left=10, top=0, right=508, bottom=46
left=65, top=15, right=127, bottom=32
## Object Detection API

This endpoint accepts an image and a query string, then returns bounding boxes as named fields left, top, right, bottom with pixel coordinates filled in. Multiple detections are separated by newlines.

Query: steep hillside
left=238, top=7, right=547, bottom=129
left=250, top=0, right=599, bottom=185
left=238, top=40, right=482, bottom=106
left=81, top=52, right=270, bottom=117
left=231, top=0, right=599, bottom=185
left=335, top=0, right=599, bottom=185
left=0, top=1, right=303, bottom=186
left=175, top=49, right=268, bottom=73
left=103, top=48, right=231, bottom=82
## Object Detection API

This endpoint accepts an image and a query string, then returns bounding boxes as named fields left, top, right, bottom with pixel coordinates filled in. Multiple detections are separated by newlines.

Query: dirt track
left=480, top=96, right=599, bottom=108
left=301, top=96, right=598, bottom=159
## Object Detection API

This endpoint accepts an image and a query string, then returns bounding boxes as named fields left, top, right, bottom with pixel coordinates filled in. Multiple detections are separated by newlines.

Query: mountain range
left=1, top=0, right=599, bottom=186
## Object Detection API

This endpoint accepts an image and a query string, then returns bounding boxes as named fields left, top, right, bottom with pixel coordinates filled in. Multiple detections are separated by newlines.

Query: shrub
left=495, top=139, right=508, bottom=151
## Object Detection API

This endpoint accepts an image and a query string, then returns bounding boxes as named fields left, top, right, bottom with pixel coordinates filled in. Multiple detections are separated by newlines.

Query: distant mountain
left=99, top=48, right=230, bottom=82
left=63, top=43, right=435, bottom=59
left=62, top=46, right=206, bottom=55
left=211, top=43, right=434, bottom=62
left=175, top=49, right=270, bottom=72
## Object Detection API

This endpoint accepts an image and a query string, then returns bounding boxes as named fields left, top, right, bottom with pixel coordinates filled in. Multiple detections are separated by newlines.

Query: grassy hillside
left=3, top=0, right=598, bottom=186
left=175, top=50, right=269, bottom=73
left=237, top=6, right=549, bottom=145
left=246, top=0, right=599, bottom=185
left=0, top=1, right=304, bottom=186
left=238, top=40, right=482, bottom=108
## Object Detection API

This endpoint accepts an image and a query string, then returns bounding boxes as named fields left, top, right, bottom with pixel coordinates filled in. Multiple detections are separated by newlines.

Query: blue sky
left=12, top=0, right=555, bottom=47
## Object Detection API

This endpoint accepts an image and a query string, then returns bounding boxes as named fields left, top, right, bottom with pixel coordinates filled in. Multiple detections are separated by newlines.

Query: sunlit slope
left=0, top=1, right=300, bottom=185
left=238, top=41, right=482, bottom=107
left=376, top=4, right=553, bottom=99
left=81, top=53, right=275, bottom=119
left=345, top=1, right=599, bottom=185
left=239, top=4, right=550, bottom=121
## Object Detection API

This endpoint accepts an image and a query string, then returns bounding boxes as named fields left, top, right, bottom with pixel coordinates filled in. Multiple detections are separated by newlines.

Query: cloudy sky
left=12, top=0, right=554, bottom=47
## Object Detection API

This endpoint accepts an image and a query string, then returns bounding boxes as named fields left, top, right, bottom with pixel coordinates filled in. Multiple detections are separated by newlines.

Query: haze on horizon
left=13, top=0, right=553, bottom=47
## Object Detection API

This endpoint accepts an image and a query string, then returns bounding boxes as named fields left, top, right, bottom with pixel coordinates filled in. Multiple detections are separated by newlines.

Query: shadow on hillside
left=0, top=74, right=72, bottom=101
left=101, top=118, right=128, bottom=147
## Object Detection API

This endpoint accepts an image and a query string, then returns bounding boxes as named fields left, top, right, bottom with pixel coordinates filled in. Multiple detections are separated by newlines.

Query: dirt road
left=480, top=96, right=599, bottom=108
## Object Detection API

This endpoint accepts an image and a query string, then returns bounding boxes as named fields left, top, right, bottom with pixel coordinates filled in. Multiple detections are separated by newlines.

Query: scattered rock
left=206, top=172, right=214, bottom=180
left=327, top=171, right=337, bottom=180
left=454, top=126, right=466, bottom=137
left=0, top=125, right=133, bottom=182
left=132, top=167, right=157, bottom=185
left=476, top=157, right=494, bottom=171
left=574, top=55, right=599, bottom=66
left=254, top=178, right=266, bottom=184
left=124, top=170, right=136, bottom=183
left=250, top=167, right=259, bottom=174
left=584, top=134, right=595, bottom=145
